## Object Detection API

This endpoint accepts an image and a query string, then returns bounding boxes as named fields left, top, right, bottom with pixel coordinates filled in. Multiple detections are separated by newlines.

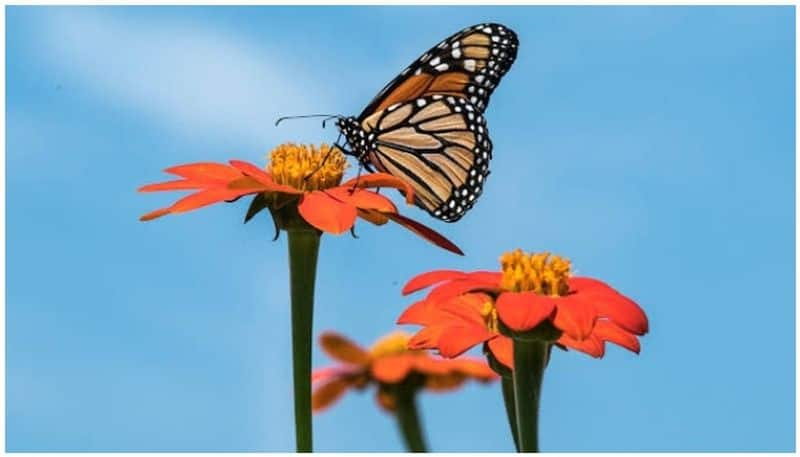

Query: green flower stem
left=512, top=339, right=549, bottom=452
left=394, top=386, right=428, bottom=452
left=501, top=375, right=520, bottom=451
left=287, top=228, right=321, bottom=452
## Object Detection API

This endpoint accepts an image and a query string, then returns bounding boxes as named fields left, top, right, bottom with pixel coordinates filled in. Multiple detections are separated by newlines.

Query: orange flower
left=398, top=250, right=649, bottom=368
left=311, top=330, right=497, bottom=412
left=138, top=143, right=462, bottom=255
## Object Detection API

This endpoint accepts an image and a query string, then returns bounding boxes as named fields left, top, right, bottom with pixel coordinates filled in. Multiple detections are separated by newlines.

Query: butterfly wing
left=358, top=23, right=518, bottom=118
left=362, top=94, right=491, bottom=222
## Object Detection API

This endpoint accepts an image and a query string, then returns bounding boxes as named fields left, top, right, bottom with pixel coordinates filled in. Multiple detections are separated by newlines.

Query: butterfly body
left=338, top=23, right=518, bottom=222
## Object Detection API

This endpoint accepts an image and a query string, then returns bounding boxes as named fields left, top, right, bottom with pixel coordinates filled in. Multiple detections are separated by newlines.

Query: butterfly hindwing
left=362, top=95, right=492, bottom=222
left=359, top=23, right=518, bottom=117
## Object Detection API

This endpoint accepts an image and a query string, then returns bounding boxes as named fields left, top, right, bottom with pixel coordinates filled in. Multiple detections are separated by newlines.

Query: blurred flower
left=137, top=143, right=465, bottom=451
left=138, top=143, right=462, bottom=254
left=312, top=330, right=497, bottom=413
left=398, top=250, right=649, bottom=368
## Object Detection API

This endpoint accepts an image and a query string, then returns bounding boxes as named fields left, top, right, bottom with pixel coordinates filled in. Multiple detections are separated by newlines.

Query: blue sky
left=6, top=6, right=794, bottom=452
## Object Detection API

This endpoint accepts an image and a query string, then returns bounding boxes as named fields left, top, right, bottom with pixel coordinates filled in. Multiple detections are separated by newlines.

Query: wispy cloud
left=36, top=9, right=329, bottom=150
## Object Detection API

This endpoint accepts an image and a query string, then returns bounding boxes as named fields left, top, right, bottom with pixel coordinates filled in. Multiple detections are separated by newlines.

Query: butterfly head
left=336, top=116, right=374, bottom=161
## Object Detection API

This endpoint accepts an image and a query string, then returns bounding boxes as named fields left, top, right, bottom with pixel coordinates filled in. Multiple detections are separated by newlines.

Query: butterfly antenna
left=274, top=113, right=339, bottom=127
left=321, top=115, right=343, bottom=129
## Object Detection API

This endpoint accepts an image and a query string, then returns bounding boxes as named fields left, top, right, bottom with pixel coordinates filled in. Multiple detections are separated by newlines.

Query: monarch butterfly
left=336, top=23, right=518, bottom=222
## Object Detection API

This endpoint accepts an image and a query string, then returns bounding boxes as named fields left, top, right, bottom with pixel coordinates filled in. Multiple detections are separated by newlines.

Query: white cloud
left=37, top=9, right=330, bottom=151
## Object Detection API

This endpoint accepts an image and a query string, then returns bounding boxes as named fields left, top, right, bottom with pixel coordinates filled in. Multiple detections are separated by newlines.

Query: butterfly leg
left=348, top=162, right=365, bottom=195
left=303, top=133, right=346, bottom=181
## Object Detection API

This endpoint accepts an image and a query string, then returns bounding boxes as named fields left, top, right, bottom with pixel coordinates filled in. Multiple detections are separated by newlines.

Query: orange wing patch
left=463, top=46, right=490, bottom=59
left=427, top=72, right=470, bottom=93
left=460, top=32, right=491, bottom=46
left=375, top=72, right=471, bottom=112
left=374, top=74, right=434, bottom=112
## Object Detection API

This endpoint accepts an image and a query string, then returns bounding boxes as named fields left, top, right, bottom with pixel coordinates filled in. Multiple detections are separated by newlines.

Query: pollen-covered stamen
left=479, top=299, right=499, bottom=333
left=370, top=331, right=416, bottom=359
left=267, top=143, right=348, bottom=192
left=499, top=250, right=572, bottom=296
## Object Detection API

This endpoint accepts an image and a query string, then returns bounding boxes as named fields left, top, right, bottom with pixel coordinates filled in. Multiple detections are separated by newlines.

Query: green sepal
left=244, top=193, right=269, bottom=223
left=268, top=198, right=319, bottom=234
left=498, top=318, right=562, bottom=343
left=484, top=341, right=512, bottom=379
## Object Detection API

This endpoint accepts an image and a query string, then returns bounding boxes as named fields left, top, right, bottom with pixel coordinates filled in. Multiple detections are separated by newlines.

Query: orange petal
left=312, top=367, right=339, bottom=383
left=487, top=336, right=514, bottom=369
left=312, top=377, right=353, bottom=412
left=411, top=355, right=454, bottom=376
left=375, top=388, right=397, bottom=412
left=593, top=320, right=641, bottom=354
left=297, top=191, right=358, bottom=234
left=438, top=325, right=493, bottom=358
left=425, top=373, right=467, bottom=391
left=228, top=160, right=273, bottom=185
left=407, top=325, right=448, bottom=350
left=383, top=212, right=464, bottom=255
left=228, top=176, right=299, bottom=195
left=164, top=162, right=243, bottom=182
left=438, top=294, right=491, bottom=327
left=558, top=333, right=605, bottom=358
left=371, top=354, right=413, bottom=383
left=397, top=299, right=441, bottom=325
left=138, top=179, right=206, bottom=192
left=451, top=357, right=499, bottom=381
left=495, top=292, right=556, bottom=333
left=226, top=176, right=271, bottom=193
left=464, top=271, right=503, bottom=286
left=168, top=188, right=246, bottom=214
left=319, top=332, right=370, bottom=365
left=569, top=277, right=648, bottom=335
left=228, top=160, right=303, bottom=194
left=340, top=172, right=415, bottom=205
left=402, top=270, right=466, bottom=295
left=327, top=187, right=397, bottom=213
left=139, top=207, right=172, bottom=222
left=552, top=296, right=598, bottom=341
left=427, top=278, right=501, bottom=302
left=357, top=209, right=390, bottom=226
left=140, top=188, right=244, bottom=221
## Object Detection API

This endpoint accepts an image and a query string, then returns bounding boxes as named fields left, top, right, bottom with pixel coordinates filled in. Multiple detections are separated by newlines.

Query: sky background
left=6, top=6, right=795, bottom=452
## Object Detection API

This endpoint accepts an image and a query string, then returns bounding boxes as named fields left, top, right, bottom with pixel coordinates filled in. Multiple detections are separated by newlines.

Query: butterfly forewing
left=359, top=23, right=518, bottom=117
left=340, top=23, right=516, bottom=222
left=365, top=95, right=491, bottom=222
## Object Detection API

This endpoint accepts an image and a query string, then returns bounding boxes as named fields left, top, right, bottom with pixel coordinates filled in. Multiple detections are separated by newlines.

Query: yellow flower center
left=267, top=143, right=347, bottom=192
left=500, top=249, right=572, bottom=296
left=369, top=331, right=415, bottom=359
left=480, top=299, right=499, bottom=333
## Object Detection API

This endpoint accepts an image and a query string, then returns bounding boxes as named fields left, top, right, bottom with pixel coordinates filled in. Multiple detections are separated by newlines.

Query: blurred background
left=6, top=6, right=795, bottom=451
